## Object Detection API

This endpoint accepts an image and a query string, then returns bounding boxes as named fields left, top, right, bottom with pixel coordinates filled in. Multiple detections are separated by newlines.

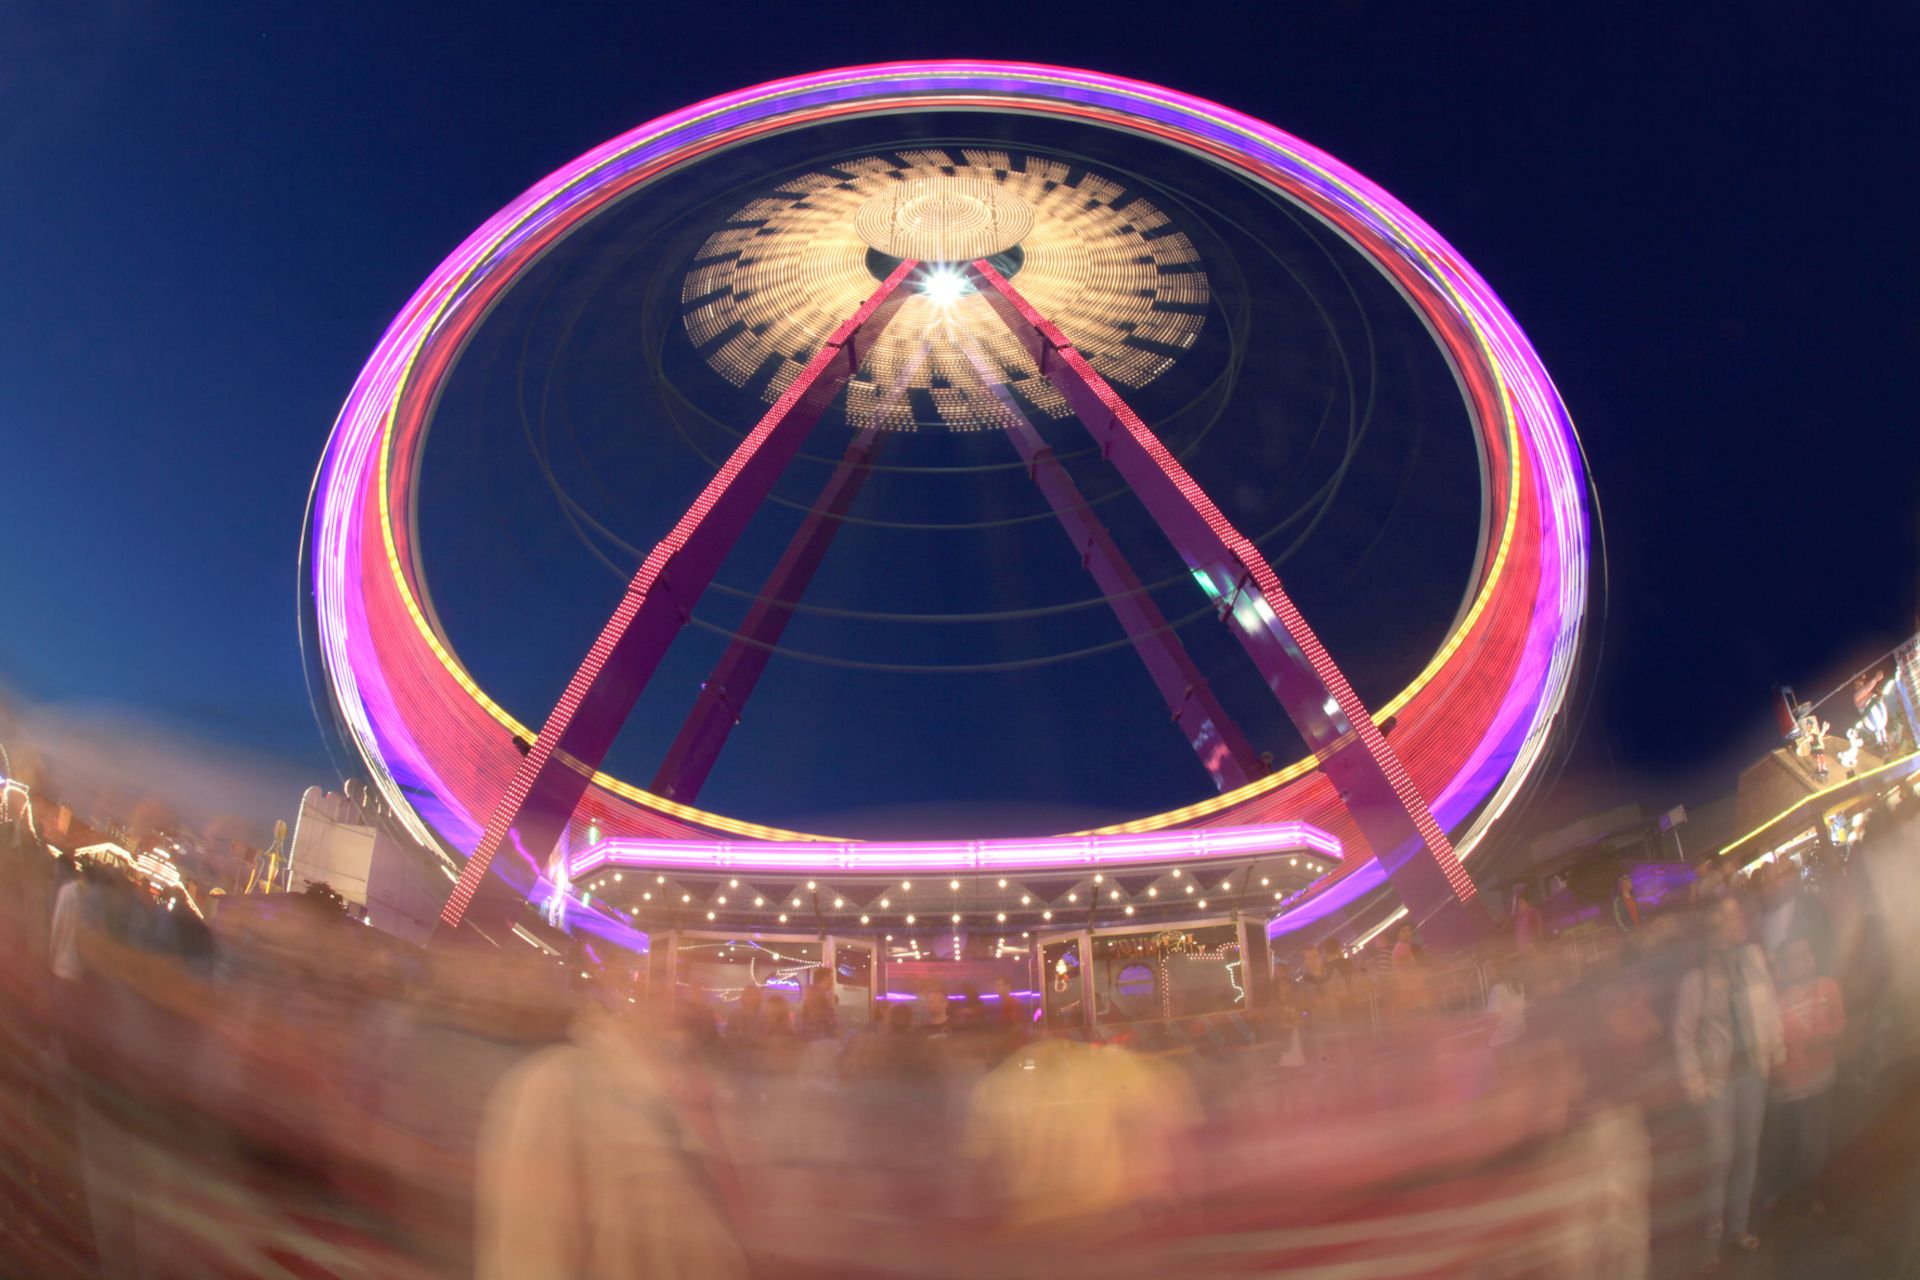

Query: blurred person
left=1758, top=860, right=1831, bottom=971
left=46, top=855, right=90, bottom=986
left=835, top=998, right=949, bottom=1237
left=1675, top=896, right=1784, bottom=1268
left=886, top=1000, right=916, bottom=1035
left=798, top=965, right=838, bottom=1040
left=155, top=886, right=216, bottom=976
left=67, top=858, right=220, bottom=1278
left=964, top=1037, right=1200, bottom=1231
left=1294, top=940, right=1334, bottom=997
left=760, top=992, right=795, bottom=1040
left=1694, top=860, right=1731, bottom=904
left=673, top=986, right=721, bottom=1058
left=920, top=982, right=951, bottom=1037
left=1256, top=980, right=1308, bottom=1085
left=992, top=978, right=1023, bottom=1031
left=952, top=982, right=987, bottom=1034
left=1765, top=936, right=1845, bottom=1215
left=725, top=982, right=763, bottom=1042
left=474, top=1004, right=750, bottom=1280
left=1390, top=924, right=1430, bottom=1026
left=348, top=945, right=574, bottom=1274
left=755, top=992, right=797, bottom=1073
left=1613, top=873, right=1643, bottom=935
left=1294, top=940, right=1351, bottom=1067
left=1511, top=884, right=1547, bottom=952
left=837, top=996, right=899, bottom=1076
left=1484, top=954, right=1528, bottom=1067
left=991, top=978, right=1029, bottom=1055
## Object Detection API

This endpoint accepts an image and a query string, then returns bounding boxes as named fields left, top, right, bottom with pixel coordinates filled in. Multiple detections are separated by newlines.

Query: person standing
left=992, top=978, right=1026, bottom=1046
left=1796, top=708, right=1831, bottom=781
left=725, top=983, right=764, bottom=1043
left=1675, top=896, right=1785, bottom=1269
left=47, top=856, right=90, bottom=986
left=797, top=966, right=839, bottom=1041
left=1768, top=937, right=1845, bottom=1215
left=1758, top=865, right=1831, bottom=972
left=1483, top=955, right=1528, bottom=1069
left=919, top=982, right=952, bottom=1038
left=475, top=1008, right=751, bottom=1280
left=1389, top=924, right=1431, bottom=1038
left=1511, top=885, right=1548, bottom=953
left=1294, top=943, right=1349, bottom=1068
left=1613, top=874, right=1643, bottom=936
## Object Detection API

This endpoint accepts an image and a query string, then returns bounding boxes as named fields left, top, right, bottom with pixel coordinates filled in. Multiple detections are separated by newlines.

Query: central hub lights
left=854, top=177, right=1033, bottom=262
left=918, top=266, right=969, bottom=305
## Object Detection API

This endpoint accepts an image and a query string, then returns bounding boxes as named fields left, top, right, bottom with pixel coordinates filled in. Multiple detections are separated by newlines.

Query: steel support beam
left=964, top=259, right=1485, bottom=945
left=437, top=262, right=919, bottom=934
left=995, top=399, right=1268, bottom=792
left=650, top=427, right=884, bottom=804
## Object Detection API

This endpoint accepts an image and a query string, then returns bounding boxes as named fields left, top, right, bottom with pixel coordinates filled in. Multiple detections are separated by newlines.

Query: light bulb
left=921, top=267, right=967, bottom=305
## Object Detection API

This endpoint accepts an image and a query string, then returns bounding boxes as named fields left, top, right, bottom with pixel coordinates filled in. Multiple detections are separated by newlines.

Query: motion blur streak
left=8, top=801, right=1920, bottom=1275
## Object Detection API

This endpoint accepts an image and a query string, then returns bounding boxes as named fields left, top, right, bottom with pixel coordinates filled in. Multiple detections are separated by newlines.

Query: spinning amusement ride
left=302, top=63, right=1591, bottom=979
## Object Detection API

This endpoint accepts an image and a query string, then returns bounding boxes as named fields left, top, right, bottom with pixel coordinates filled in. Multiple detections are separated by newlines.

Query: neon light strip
left=1715, top=749, right=1920, bottom=861
left=570, top=821, right=1341, bottom=877
left=968, top=257, right=1474, bottom=913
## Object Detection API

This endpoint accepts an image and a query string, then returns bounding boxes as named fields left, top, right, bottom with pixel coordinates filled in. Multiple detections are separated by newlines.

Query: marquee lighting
left=569, top=821, right=1340, bottom=878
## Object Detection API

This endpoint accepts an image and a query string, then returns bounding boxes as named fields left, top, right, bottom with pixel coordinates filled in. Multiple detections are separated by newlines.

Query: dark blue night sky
left=4, top=2, right=1916, bottom=829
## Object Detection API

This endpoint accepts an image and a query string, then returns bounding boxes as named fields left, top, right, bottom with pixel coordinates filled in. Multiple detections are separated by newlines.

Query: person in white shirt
left=47, top=860, right=90, bottom=983
left=1484, top=955, right=1528, bottom=1068
left=1675, top=897, right=1784, bottom=1267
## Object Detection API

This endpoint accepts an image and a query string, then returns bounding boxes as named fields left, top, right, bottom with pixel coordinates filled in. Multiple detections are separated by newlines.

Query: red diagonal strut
left=650, top=427, right=884, bottom=804
left=991, top=394, right=1268, bottom=792
left=655, top=382, right=1268, bottom=803
left=964, top=259, right=1485, bottom=945
left=437, top=262, right=920, bottom=934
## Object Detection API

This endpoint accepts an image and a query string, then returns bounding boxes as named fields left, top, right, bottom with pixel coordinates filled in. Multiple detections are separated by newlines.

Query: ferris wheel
left=302, top=63, right=1590, bottom=954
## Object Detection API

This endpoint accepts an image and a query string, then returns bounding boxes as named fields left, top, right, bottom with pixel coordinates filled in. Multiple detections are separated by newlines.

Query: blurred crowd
left=5, top=800, right=1920, bottom=1279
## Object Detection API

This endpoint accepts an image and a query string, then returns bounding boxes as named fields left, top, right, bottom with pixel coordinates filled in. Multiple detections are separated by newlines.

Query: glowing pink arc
left=572, top=821, right=1342, bottom=877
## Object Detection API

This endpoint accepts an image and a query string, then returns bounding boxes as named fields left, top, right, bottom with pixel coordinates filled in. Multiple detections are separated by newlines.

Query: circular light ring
left=308, top=63, right=1588, bottom=912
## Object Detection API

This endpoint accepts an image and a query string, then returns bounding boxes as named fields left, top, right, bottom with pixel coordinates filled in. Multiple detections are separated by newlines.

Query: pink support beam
left=437, top=262, right=919, bottom=933
left=995, top=398, right=1268, bottom=792
left=964, top=259, right=1485, bottom=945
left=650, top=427, right=884, bottom=804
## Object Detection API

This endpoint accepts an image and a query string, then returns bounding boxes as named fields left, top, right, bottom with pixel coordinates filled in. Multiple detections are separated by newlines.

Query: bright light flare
left=920, top=267, right=968, bottom=305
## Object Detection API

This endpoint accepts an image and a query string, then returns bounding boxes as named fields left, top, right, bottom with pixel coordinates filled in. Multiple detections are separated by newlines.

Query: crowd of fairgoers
left=5, top=795, right=1920, bottom=1280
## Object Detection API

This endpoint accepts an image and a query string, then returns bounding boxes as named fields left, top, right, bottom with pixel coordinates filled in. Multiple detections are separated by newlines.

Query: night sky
left=4, top=2, right=1916, bottom=834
